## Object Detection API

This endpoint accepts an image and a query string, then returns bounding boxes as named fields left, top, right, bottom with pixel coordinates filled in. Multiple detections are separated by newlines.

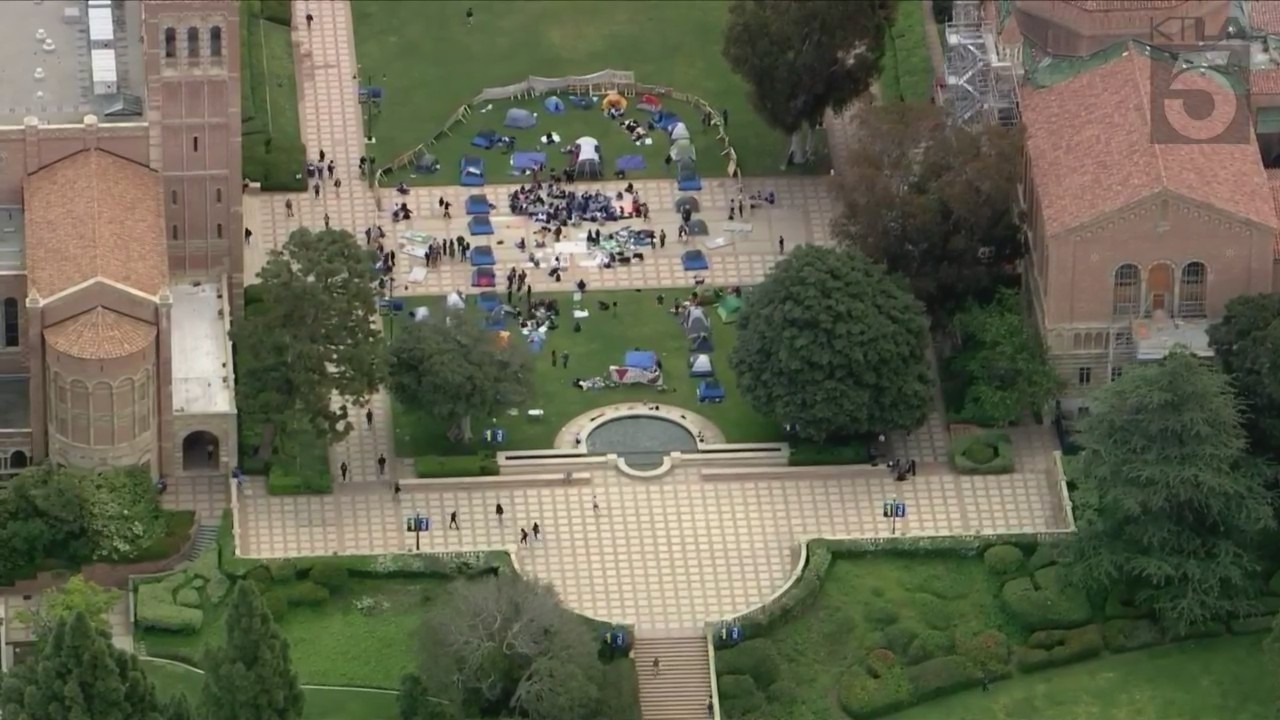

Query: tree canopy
left=947, top=289, right=1059, bottom=426
left=833, top=103, right=1025, bottom=319
left=201, top=582, right=305, bottom=720
left=387, top=313, right=534, bottom=444
left=233, top=227, right=386, bottom=450
left=1207, top=293, right=1280, bottom=459
left=722, top=0, right=892, bottom=163
left=416, top=574, right=602, bottom=720
left=0, top=611, right=164, bottom=720
left=1068, top=351, right=1275, bottom=629
left=729, top=245, right=932, bottom=442
left=16, top=574, right=122, bottom=640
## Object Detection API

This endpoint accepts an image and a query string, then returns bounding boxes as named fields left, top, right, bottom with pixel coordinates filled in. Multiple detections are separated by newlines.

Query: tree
left=948, top=289, right=1059, bottom=426
left=417, top=574, right=601, bottom=720
left=1068, top=351, right=1275, bottom=630
left=0, top=611, right=164, bottom=720
left=398, top=673, right=456, bottom=720
left=16, top=574, right=123, bottom=640
left=0, top=463, right=95, bottom=584
left=387, top=314, right=534, bottom=444
left=729, top=245, right=932, bottom=442
left=1207, top=293, right=1280, bottom=459
left=233, top=227, right=385, bottom=452
left=77, top=465, right=165, bottom=561
left=833, top=102, right=1025, bottom=319
left=163, top=693, right=195, bottom=720
left=722, top=0, right=893, bottom=165
left=201, top=582, right=305, bottom=720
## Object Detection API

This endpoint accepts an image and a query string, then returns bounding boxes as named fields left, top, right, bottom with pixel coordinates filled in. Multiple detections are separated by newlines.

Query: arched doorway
left=8, top=450, right=27, bottom=471
left=1146, top=263, right=1175, bottom=315
left=182, top=431, right=220, bottom=471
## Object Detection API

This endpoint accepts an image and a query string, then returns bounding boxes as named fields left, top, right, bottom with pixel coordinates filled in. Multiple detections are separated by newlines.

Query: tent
left=650, top=110, right=681, bottom=132
left=670, top=122, right=691, bottom=141
left=697, top=379, right=726, bottom=404
left=511, top=151, right=546, bottom=171
left=624, top=350, right=658, bottom=369
left=717, top=295, right=742, bottom=324
left=669, top=138, right=696, bottom=163
left=684, top=219, right=709, bottom=236
left=689, top=332, right=713, bottom=353
left=602, top=93, right=628, bottom=113
left=471, top=267, right=496, bottom=287
left=574, top=136, right=602, bottom=180
left=465, top=194, right=491, bottom=215
left=609, top=366, right=663, bottom=385
left=504, top=108, right=537, bottom=129
left=470, top=244, right=496, bottom=266
left=460, top=155, right=485, bottom=186
left=412, top=306, right=430, bottom=322
left=446, top=291, right=467, bottom=311
left=476, top=291, right=502, bottom=312
left=675, top=196, right=700, bottom=213
left=681, top=249, right=709, bottom=271
left=484, top=307, right=507, bottom=330
left=544, top=96, right=566, bottom=113
left=689, top=353, right=714, bottom=377
left=675, top=157, right=701, bottom=191
left=468, top=215, right=495, bottom=236
left=683, top=306, right=711, bottom=337
left=413, top=151, right=439, bottom=174
left=471, top=129, right=498, bottom=149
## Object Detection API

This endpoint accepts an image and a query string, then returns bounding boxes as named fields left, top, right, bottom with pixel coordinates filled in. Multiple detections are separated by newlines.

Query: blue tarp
left=470, top=129, right=498, bottom=149
left=460, top=155, right=485, bottom=186
left=624, top=350, right=658, bottom=369
left=698, top=379, right=725, bottom=403
left=681, top=250, right=709, bottom=271
left=468, top=216, right=495, bottom=236
left=511, top=151, right=547, bottom=170
left=651, top=111, right=681, bottom=132
left=476, top=291, right=502, bottom=312
left=470, top=244, right=496, bottom=265
left=616, top=154, right=646, bottom=171
left=465, top=194, right=490, bottom=215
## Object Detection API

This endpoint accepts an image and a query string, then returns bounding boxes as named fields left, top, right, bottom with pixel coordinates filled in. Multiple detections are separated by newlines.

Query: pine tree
left=201, top=581, right=305, bottom=720
left=163, top=692, right=195, bottom=720
left=0, top=610, right=163, bottom=720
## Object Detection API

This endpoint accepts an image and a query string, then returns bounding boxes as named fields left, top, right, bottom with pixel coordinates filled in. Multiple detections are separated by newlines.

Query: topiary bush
left=955, top=629, right=1011, bottom=677
left=962, top=442, right=996, bottom=465
left=983, top=545, right=1025, bottom=576
left=717, top=674, right=764, bottom=718
left=206, top=574, right=231, bottom=605
left=1000, top=566, right=1092, bottom=631
left=1102, top=618, right=1163, bottom=652
left=268, top=559, right=300, bottom=582
left=905, top=655, right=984, bottom=701
left=1027, top=544, right=1059, bottom=571
left=864, top=602, right=901, bottom=629
left=715, top=639, right=779, bottom=689
left=906, top=630, right=954, bottom=665
left=137, top=584, right=204, bottom=633
left=1163, top=621, right=1226, bottom=641
left=245, top=565, right=273, bottom=588
left=912, top=595, right=957, bottom=631
left=1014, top=625, right=1104, bottom=672
left=175, top=587, right=201, bottom=608
left=262, top=590, right=289, bottom=620
left=837, top=650, right=912, bottom=719
left=307, top=562, right=350, bottom=592
left=950, top=431, right=1014, bottom=474
left=281, top=581, right=330, bottom=607
left=881, top=623, right=921, bottom=656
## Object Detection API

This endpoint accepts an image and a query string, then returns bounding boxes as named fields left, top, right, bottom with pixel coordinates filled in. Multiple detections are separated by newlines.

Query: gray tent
left=504, top=108, right=537, bottom=129
left=689, top=353, right=714, bottom=377
left=413, top=151, right=439, bottom=174
left=683, top=306, right=711, bottom=337
left=675, top=195, right=700, bottom=213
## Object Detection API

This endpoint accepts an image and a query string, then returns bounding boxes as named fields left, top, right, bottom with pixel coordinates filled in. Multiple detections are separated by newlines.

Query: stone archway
left=182, top=431, right=220, bottom=472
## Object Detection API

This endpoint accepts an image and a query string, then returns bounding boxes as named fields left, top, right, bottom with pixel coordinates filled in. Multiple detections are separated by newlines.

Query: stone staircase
left=633, top=635, right=713, bottom=720
left=185, top=523, right=220, bottom=561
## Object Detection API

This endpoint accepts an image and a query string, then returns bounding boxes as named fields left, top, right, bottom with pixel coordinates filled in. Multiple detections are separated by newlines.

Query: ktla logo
left=1148, top=17, right=1251, bottom=145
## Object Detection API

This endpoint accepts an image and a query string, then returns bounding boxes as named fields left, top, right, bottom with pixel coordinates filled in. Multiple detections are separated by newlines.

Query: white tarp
left=575, top=137, right=601, bottom=162
left=446, top=291, right=466, bottom=310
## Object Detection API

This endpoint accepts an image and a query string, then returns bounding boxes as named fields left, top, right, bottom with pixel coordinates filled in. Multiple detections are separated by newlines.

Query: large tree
left=16, top=574, right=122, bottom=640
left=947, top=288, right=1059, bottom=426
left=730, top=245, right=932, bottom=442
left=416, top=574, right=601, bottom=720
left=833, top=102, right=1025, bottom=319
left=233, top=227, right=385, bottom=453
left=1207, top=293, right=1280, bottom=459
left=387, top=313, right=534, bottom=444
left=0, top=611, right=164, bottom=720
left=722, top=0, right=893, bottom=165
left=201, top=582, right=305, bottom=720
left=1068, top=351, right=1275, bottom=630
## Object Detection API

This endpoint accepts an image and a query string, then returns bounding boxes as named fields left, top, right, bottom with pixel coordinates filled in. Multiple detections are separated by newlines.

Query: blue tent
left=698, top=380, right=726, bottom=403
left=624, top=350, right=658, bottom=369
left=544, top=96, right=566, bottom=113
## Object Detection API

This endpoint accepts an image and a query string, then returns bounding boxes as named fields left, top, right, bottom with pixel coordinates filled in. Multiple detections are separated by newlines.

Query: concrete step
left=633, top=636, right=712, bottom=720
left=184, top=524, right=220, bottom=561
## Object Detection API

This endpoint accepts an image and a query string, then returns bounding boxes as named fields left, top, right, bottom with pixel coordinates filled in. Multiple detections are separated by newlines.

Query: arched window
left=92, top=381, right=114, bottom=447
left=2, top=297, right=18, bottom=347
left=187, top=27, right=199, bottom=58
left=1112, top=263, right=1140, bottom=318
left=1179, top=261, right=1207, bottom=318
left=210, top=26, right=223, bottom=57
left=69, top=379, right=90, bottom=445
left=164, top=27, right=177, bottom=58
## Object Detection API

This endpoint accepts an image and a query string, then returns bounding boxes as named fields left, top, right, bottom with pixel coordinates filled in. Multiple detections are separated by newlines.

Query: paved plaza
left=221, top=0, right=1073, bottom=637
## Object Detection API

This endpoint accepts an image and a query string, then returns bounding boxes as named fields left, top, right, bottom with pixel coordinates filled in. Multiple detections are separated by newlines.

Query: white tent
left=446, top=291, right=466, bottom=311
left=412, top=306, right=430, bottom=322
left=670, top=138, right=696, bottom=163
left=689, top=353, right=714, bottom=377
left=670, top=122, right=691, bottom=141
left=574, top=136, right=602, bottom=180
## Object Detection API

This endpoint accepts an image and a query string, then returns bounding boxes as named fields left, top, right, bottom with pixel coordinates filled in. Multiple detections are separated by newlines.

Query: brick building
left=0, top=0, right=242, bottom=480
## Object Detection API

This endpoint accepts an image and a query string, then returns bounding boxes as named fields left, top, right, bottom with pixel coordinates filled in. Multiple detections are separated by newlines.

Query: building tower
left=140, top=0, right=244, bottom=309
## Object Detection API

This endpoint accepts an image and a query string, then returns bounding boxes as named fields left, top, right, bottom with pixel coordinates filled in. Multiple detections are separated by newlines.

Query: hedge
left=954, top=629, right=1011, bottom=676
left=1269, top=569, right=1280, bottom=595
left=413, top=454, right=499, bottom=478
left=716, top=543, right=832, bottom=647
left=280, top=581, right=330, bottom=607
left=982, top=544, right=1024, bottom=576
left=176, top=587, right=201, bottom=608
left=837, top=650, right=912, bottom=720
left=717, top=675, right=765, bottom=717
left=1103, top=588, right=1152, bottom=620
left=1014, top=625, right=1104, bottom=672
left=788, top=440, right=870, bottom=466
left=906, top=630, right=953, bottom=665
left=1163, top=620, right=1227, bottom=641
left=137, top=583, right=204, bottom=633
left=127, top=511, right=197, bottom=563
left=1229, top=614, right=1277, bottom=635
left=306, top=562, right=351, bottom=591
left=266, top=447, right=332, bottom=495
left=1102, top=618, right=1162, bottom=653
left=950, top=431, right=1015, bottom=474
left=906, top=656, right=984, bottom=702
left=715, top=639, right=780, bottom=689
left=1000, top=566, right=1092, bottom=630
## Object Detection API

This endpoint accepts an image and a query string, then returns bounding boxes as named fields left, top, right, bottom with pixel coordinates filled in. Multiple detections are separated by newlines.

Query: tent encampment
left=574, top=136, right=602, bottom=180
left=544, top=96, right=566, bottom=113
left=689, top=353, right=714, bottom=377
left=504, top=108, right=537, bottom=129
left=670, top=122, right=691, bottom=141
left=717, top=295, right=742, bottom=324
left=623, top=350, right=658, bottom=369
left=669, top=138, right=696, bottom=163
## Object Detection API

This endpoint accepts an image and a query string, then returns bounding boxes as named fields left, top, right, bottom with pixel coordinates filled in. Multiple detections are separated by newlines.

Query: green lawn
left=241, top=0, right=305, bottom=190
left=885, top=635, right=1273, bottom=720
left=388, top=289, right=779, bottom=458
left=881, top=0, right=936, bottom=104
left=351, top=0, right=810, bottom=183
left=143, top=659, right=401, bottom=720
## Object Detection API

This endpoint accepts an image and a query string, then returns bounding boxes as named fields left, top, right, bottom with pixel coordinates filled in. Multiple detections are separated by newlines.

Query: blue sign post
left=404, top=511, right=429, bottom=550
left=883, top=498, right=907, bottom=535
left=719, top=624, right=743, bottom=645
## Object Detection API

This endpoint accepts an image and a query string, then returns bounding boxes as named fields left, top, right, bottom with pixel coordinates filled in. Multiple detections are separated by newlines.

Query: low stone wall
left=401, top=471, right=592, bottom=491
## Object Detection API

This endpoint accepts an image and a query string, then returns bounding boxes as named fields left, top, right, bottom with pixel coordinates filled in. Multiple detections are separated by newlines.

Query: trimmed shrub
left=189, top=578, right=206, bottom=590
left=912, top=595, right=957, bottom=631
left=906, top=655, right=984, bottom=701
left=281, top=581, right=330, bottom=607
left=188, top=544, right=220, bottom=582
left=837, top=651, right=912, bottom=719
left=1104, top=588, right=1152, bottom=619
left=1102, top=618, right=1163, bottom=652
left=1000, top=566, right=1092, bottom=631
left=906, top=630, right=954, bottom=665
left=268, top=559, right=300, bottom=582
left=902, top=566, right=972, bottom=600
left=881, top=623, right=921, bottom=656
left=788, top=441, right=871, bottom=466
left=307, top=563, right=350, bottom=592
left=1260, top=596, right=1280, bottom=613
left=963, top=442, right=996, bottom=465
left=414, top=455, right=500, bottom=478
left=206, top=574, right=231, bottom=605
left=1014, top=625, right=1104, bottom=672
left=717, top=675, right=764, bottom=717
left=245, top=565, right=273, bottom=587
left=864, top=602, right=901, bottom=629
left=175, top=587, right=201, bottom=608
left=1269, top=570, right=1280, bottom=596
left=983, top=545, right=1024, bottom=576
left=137, top=584, right=204, bottom=633
left=1164, top=621, right=1226, bottom=641
left=1229, top=615, right=1276, bottom=635
left=262, top=590, right=289, bottom=620
left=1027, top=544, right=1058, bottom=571
left=955, top=629, right=1011, bottom=677
left=715, top=639, right=779, bottom=689
left=950, top=431, right=1014, bottom=474
left=158, top=571, right=192, bottom=595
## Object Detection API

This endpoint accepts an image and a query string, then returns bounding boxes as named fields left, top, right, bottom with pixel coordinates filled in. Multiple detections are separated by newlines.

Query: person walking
left=449, top=510, right=460, bottom=530
left=313, top=181, right=321, bottom=199
left=366, top=407, right=375, bottom=429
left=651, top=658, right=661, bottom=676
left=519, top=528, right=529, bottom=545
left=721, top=108, right=729, bottom=128
left=393, top=480, right=401, bottom=499
left=531, top=522, right=541, bottom=540
left=592, top=494, right=600, bottom=514
left=376, top=453, right=387, bottom=476
left=495, top=502, right=505, bottom=523
left=285, top=198, right=294, bottom=217
left=466, top=6, right=474, bottom=25
left=305, top=12, right=314, bottom=29
left=561, top=351, right=570, bottom=369
left=244, top=227, right=253, bottom=245
left=551, top=349, right=558, bottom=367
left=334, top=177, right=342, bottom=194
left=327, top=160, right=336, bottom=179
left=778, top=235, right=785, bottom=254
left=658, top=229, right=666, bottom=249
left=443, top=201, right=452, bottom=219
left=339, top=461, right=349, bottom=483
left=319, top=149, right=326, bottom=163
left=324, top=213, right=331, bottom=230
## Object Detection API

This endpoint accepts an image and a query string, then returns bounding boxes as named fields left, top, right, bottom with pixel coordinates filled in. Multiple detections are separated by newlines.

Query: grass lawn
left=404, top=94, right=722, bottom=186
left=143, top=659, right=400, bottom=720
left=885, top=635, right=1272, bottom=720
left=388, top=288, right=779, bottom=458
left=351, top=0, right=810, bottom=183
left=880, top=0, right=936, bottom=104
left=241, top=0, right=305, bottom=190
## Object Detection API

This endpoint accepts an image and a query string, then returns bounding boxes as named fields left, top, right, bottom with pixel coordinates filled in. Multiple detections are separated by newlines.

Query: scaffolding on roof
left=941, top=0, right=1021, bottom=127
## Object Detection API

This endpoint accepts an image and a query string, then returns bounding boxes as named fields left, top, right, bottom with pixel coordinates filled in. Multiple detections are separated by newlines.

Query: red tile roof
left=1022, top=44, right=1276, bottom=236
left=1062, top=1, right=1186, bottom=9
left=44, top=307, right=156, bottom=360
left=1251, top=68, right=1280, bottom=95
left=1251, top=0, right=1280, bottom=35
